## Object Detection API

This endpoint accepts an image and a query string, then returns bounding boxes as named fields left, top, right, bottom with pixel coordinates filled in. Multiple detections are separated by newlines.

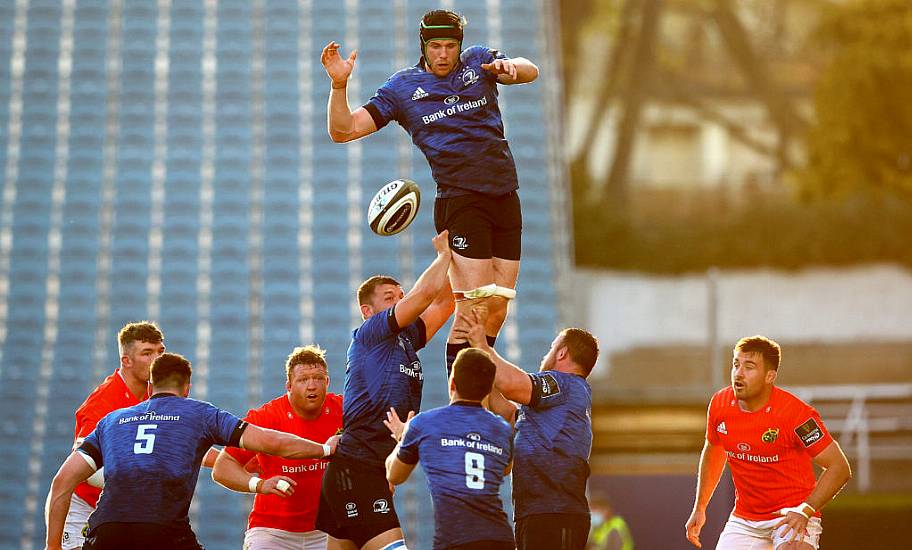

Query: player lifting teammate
left=315, top=232, right=453, bottom=550
left=385, top=348, right=515, bottom=550
left=320, top=9, right=539, bottom=375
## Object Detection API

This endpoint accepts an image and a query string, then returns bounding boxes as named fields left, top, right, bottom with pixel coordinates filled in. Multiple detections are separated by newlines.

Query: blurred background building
left=1, top=0, right=911, bottom=549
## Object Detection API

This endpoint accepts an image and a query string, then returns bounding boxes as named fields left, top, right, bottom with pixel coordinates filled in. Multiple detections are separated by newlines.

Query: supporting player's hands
left=432, top=230, right=451, bottom=257
left=481, top=58, right=517, bottom=81
left=774, top=508, right=810, bottom=546
left=383, top=408, right=416, bottom=442
left=453, top=305, right=489, bottom=348
left=684, top=508, right=706, bottom=548
left=260, top=475, right=297, bottom=498
left=321, top=41, right=357, bottom=87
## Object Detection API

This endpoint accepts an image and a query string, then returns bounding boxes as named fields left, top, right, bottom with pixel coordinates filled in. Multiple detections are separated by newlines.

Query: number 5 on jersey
left=134, top=424, right=158, bottom=454
left=465, top=451, right=485, bottom=489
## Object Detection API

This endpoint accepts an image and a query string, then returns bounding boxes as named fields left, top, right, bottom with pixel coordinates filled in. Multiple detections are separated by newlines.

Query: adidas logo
left=411, top=87, right=428, bottom=101
left=716, top=421, right=728, bottom=435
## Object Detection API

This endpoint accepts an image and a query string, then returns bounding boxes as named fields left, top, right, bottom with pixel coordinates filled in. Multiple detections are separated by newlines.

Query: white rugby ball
left=367, top=179, right=421, bottom=236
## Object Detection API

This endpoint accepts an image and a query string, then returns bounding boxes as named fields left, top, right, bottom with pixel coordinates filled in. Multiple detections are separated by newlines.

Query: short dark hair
left=151, top=353, right=192, bottom=388
left=560, top=328, right=599, bottom=377
left=735, top=335, right=781, bottom=371
left=357, top=275, right=401, bottom=306
left=452, top=348, right=496, bottom=401
left=118, top=321, right=163, bottom=353
left=285, top=345, right=328, bottom=381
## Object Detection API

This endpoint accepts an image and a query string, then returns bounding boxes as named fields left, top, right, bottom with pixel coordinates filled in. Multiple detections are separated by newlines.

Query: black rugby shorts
left=514, top=513, right=591, bottom=550
left=434, top=190, right=522, bottom=261
left=83, top=522, right=204, bottom=550
left=315, top=455, right=401, bottom=547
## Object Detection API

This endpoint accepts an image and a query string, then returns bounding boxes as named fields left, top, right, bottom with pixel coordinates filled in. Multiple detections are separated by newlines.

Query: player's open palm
left=261, top=475, right=297, bottom=498
left=321, top=41, right=357, bottom=85
left=685, top=508, right=705, bottom=548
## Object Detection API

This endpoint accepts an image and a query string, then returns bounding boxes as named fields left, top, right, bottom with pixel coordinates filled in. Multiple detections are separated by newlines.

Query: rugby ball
left=367, top=179, right=421, bottom=236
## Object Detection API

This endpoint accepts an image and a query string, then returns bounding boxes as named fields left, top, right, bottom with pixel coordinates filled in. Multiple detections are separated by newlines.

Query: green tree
left=802, top=0, right=912, bottom=197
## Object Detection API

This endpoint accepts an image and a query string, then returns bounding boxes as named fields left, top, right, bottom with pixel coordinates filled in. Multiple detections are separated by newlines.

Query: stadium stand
left=0, top=1, right=565, bottom=548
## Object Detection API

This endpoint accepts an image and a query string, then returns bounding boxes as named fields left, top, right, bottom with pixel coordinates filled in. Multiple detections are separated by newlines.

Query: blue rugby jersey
left=336, top=306, right=427, bottom=466
left=78, top=394, right=244, bottom=530
left=364, top=46, right=519, bottom=198
left=398, top=402, right=514, bottom=550
left=512, top=370, right=593, bottom=520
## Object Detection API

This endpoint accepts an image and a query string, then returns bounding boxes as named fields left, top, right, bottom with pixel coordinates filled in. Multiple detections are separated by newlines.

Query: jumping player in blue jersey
left=321, top=9, right=539, bottom=376
left=385, top=347, right=515, bottom=550
left=456, top=308, right=600, bottom=550
left=315, top=231, right=454, bottom=550
left=45, top=353, right=339, bottom=550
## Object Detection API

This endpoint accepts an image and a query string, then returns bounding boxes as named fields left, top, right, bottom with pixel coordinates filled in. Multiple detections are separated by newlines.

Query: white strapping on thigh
left=453, top=283, right=516, bottom=301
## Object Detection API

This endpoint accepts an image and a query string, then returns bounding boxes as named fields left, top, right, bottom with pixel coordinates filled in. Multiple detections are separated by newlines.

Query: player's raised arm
left=45, top=452, right=96, bottom=550
left=240, top=423, right=338, bottom=460
left=394, top=231, right=453, bottom=330
left=685, top=440, right=727, bottom=548
left=454, top=306, right=533, bottom=404
left=320, top=41, right=378, bottom=142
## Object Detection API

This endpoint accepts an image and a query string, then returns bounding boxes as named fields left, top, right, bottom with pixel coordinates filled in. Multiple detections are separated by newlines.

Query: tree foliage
left=802, top=0, right=912, bottom=197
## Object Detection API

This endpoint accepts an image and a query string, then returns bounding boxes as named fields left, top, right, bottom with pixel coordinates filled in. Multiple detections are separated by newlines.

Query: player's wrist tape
left=779, top=502, right=816, bottom=519
left=322, top=443, right=331, bottom=457
left=248, top=476, right=261, bottom=493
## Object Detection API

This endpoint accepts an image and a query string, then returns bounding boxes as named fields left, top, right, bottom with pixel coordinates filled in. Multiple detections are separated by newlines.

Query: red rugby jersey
left=72, top=370, right=151, bottom=507
left=226, top=393, right=343, bottom=532
left=706, top=386, right=834, bottom=520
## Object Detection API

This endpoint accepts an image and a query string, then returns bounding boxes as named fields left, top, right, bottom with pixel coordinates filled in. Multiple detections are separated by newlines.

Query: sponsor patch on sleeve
left=794, top=417, right=823, bottom=447
left=539, top=373, right=561, bottom=397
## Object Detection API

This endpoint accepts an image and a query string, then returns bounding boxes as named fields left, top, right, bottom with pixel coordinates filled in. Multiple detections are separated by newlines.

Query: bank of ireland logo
left=467, top=432, right=481, bottom=441
left=373, top=499, right=390, bottom=514
left=762, top=427, right=780, bottom=443
left=737, top=442, right=751, bottom=452
left=444, top=94, right=460, bottom=105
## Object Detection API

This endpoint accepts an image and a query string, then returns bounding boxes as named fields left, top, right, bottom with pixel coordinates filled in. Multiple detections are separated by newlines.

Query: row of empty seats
left=0, top=1, right=559, bottom=548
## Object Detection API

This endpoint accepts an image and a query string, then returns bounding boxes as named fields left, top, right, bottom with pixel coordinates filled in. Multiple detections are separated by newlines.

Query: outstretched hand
left=452, top=305, right=489, bottom=348
left=321, top=41, right=357, bottom=86
left=480, top=58, right=517, bottom=81
left=431, top=230, right=450, bottom=256
left=383, top=408, right=416, bottom=442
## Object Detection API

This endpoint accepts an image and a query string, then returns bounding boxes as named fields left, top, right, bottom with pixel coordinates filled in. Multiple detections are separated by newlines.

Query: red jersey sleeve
left=792, top=404, right=834, bottom=457
left=705, top=393, right=721, bottom=445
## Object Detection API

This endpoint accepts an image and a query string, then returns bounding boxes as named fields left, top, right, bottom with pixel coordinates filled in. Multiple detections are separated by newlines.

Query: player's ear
left=765, top=368, right=777, bottom=385
left=183, top=382, right=192, bottom=398
left=360, top=303, right=373, bottom=319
